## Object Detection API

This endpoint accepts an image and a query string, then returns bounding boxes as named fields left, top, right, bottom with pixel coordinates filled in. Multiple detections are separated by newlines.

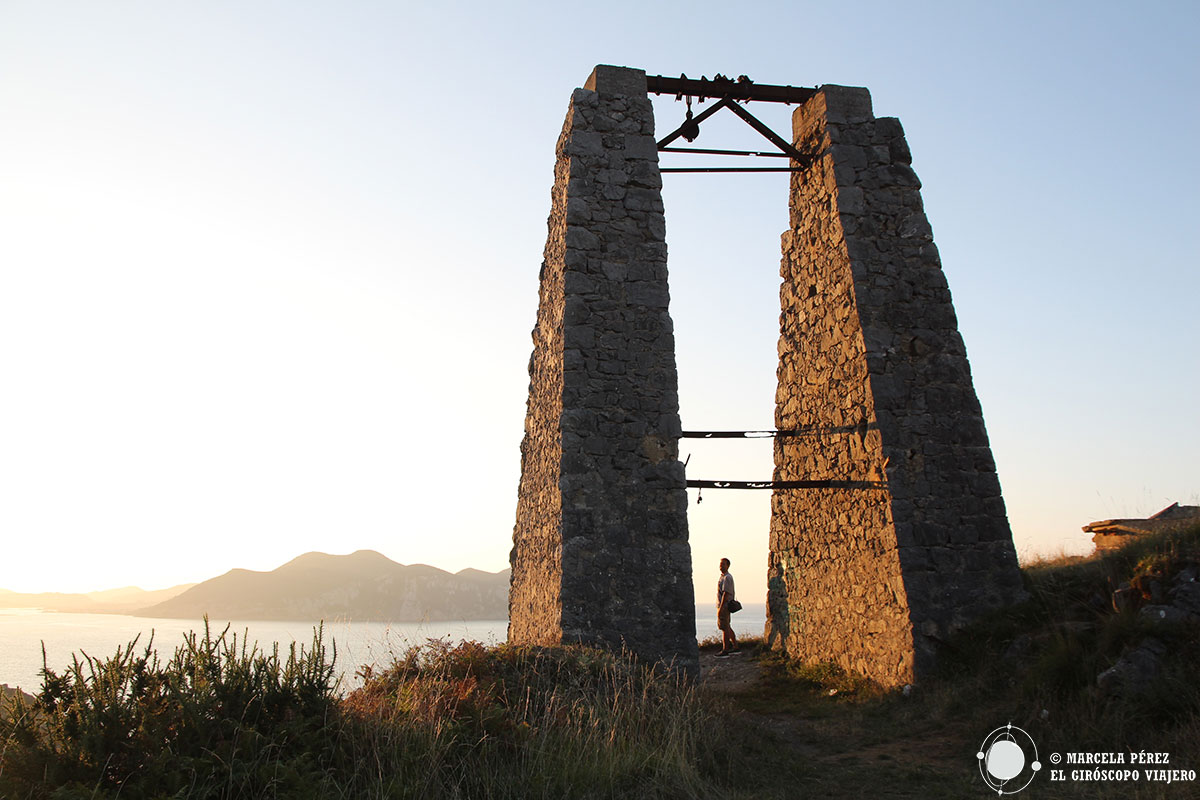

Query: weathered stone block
left=584, top=65, right=649, bottom=97
left=624, top=134, right=660, bottom=161
left=819, top=84, right=873, bottom=124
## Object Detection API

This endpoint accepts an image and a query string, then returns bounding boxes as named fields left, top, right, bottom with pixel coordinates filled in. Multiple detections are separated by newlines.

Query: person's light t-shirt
left=717, top=572, right=735, bottom=608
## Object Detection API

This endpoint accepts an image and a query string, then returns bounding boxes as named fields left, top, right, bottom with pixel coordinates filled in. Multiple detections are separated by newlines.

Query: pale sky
left=1, top=1, right=1196, bottom=605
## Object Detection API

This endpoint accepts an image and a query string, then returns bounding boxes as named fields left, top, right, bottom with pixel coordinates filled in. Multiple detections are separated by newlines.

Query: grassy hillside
left=2, top=526, right=1198, bottom=799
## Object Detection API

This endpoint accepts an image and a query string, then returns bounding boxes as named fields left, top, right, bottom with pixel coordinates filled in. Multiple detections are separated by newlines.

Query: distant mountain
left=135, top=550, right=510, bottom=623
left=0, top=584, right=196, bottom=614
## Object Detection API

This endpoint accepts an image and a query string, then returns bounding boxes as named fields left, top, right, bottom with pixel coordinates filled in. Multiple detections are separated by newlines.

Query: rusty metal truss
left=648, top=73, right=817, bottom=173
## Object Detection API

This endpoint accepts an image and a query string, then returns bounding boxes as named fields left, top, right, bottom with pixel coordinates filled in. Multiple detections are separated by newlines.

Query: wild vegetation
left=722, top=523, right=1200, bottom=798
left=0, top=624, right=733, bottom=799
left=2, top=525, right=1199, bottom=799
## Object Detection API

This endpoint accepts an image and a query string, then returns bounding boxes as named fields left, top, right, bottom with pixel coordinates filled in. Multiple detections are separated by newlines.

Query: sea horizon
left=1, top=605, right=768, bottom=695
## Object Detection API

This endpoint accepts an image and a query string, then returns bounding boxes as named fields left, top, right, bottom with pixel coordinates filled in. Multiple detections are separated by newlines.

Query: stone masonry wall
left=510, top=66, right=697, bottom=675
left=767, top=86, right=1025, bottom=686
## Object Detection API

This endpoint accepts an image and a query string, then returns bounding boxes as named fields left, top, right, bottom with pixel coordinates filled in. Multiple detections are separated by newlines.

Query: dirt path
left=697, top=647, right=971, bottom=798
left=699, top=649, right=826, bottom=758
left=698, top=650, right=761, bottom=692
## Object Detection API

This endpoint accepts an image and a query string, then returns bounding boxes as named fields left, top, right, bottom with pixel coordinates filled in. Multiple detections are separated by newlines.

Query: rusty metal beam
left=647, top=74, right=816, bottom=105
left=687, top=479, right=887, bottom=490
left=683, top=423, right=878, bottom=439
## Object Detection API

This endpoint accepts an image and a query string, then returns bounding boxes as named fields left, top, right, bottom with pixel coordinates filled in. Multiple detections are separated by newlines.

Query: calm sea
left=1, top=606, right=766, bottom=695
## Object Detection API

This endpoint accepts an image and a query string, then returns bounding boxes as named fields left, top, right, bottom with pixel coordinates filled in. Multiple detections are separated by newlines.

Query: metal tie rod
left=660, top=167, right=805, bottom=173
left=682, top=423, right=878, bottom=439
left=659, top=146, right=790, bottom=158
left=686, top=479, right=887, bottom=490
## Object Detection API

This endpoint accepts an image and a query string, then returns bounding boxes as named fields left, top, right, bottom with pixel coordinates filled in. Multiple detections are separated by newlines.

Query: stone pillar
left=509, top=65, right=697, bottom=675
left=767, top=86, right=1025, bottom=686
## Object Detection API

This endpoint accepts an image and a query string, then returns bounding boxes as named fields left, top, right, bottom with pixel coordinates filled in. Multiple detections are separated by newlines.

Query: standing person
left=716, top=557, right=739, bottom=657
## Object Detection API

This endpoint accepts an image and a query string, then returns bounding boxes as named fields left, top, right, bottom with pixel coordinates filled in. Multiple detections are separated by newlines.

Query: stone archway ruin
left=508, top=65, right=1025, bottom=685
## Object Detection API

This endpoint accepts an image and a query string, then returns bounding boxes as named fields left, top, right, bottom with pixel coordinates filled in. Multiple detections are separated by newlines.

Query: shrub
left=0, top=620, right=338, bottom=799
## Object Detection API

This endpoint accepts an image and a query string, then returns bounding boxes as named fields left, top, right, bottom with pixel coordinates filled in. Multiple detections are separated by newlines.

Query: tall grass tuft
left=334, top=639, right=727, bottom=799
left=1, top=619, right=339, bottom=799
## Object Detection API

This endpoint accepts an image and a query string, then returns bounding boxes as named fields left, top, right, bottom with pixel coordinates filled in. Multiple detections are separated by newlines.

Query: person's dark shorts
left=718, top=608, right=731, bottom=629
